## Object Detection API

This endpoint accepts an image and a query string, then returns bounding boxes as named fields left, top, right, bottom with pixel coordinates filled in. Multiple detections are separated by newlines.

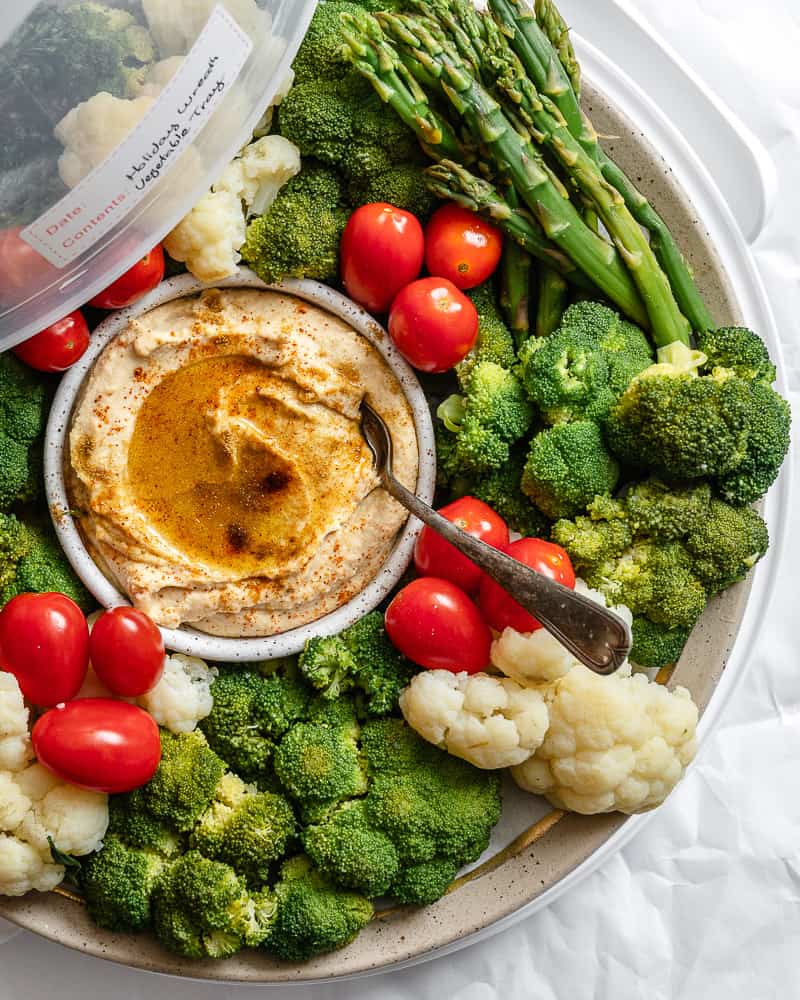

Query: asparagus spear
left=424, top=160, right=596, bottom=291
left=340, top=11, right=467, bottom=162
left=534, top=0, right=581, bottom=98
left=536, top=266, right=569, bottom=337
left=488, top=42, right=691, bottom=346
left=487, top=0, right=713, bottom=332
left=376, top=12, right=648, bottom=327
left=500, top=236, right=533, bottom=347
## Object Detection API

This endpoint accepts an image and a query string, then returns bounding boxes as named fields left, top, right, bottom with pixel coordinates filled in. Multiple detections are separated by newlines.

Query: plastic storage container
left=0, top=0, right=315, bottom=349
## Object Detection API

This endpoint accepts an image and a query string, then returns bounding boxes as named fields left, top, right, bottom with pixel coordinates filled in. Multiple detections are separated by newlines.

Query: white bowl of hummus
left=44, top=270, right=435, bottom=662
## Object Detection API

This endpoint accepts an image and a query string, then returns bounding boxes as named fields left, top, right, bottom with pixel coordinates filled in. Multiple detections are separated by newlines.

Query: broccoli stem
left=488, top=45, right=691, bottom=348
left=340, top=11, right=469, bottom=163
left=376, top=12, right=649, bottom=328
left=487, top=0, right=713, bottom=334
left=424, top=160, right=596, bottom=292
left=535, top=266, right=569, bottom=338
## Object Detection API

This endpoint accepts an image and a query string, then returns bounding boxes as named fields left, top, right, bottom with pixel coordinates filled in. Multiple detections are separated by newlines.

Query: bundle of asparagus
left=341, top=0, right=713, bottom=348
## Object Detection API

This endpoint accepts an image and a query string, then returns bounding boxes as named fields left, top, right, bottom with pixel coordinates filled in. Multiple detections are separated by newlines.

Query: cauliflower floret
left=399, top=670, right=549, bottom=769
left=215, top=135, right=301, bottom=217
left=14, top=763, right=61, bottom=803
left=0, top=773, right=31, bottom=831
left=16, top=781, right=108, bottom=859
left=143, top=0, right=268, bottom=57
left=137, top=653, right=217, bottom=734
left=164, top=189, right=247, bottom=281
left=132, top=56, right=184, bottom=98
left=0, top=673, right=32, bottom=772
left=0, top=835, right=64, bottom=897
left=491, top=580, right=633, bottom=685
left=252, top=69, right=295, bottom=137
left=55, top=93, right=155, bottom=188
left=511, top=666, right=698, bottom=814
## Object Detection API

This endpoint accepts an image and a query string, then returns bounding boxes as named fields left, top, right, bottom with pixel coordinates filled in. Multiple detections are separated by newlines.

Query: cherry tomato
left=414, top=496, right=509, bottom=594
left=478, top=538, right=576, bottom=634
left=385, top=577, right=491, bottom=673
left=424, top=203, right=503, bottom=290
left=89, top=607, right=165, bottom=697
left=13, top=310, right=90, bottom=373
left=388, top=277, right=479, bottom=373
left=32, top=699, right=161, bottom=794
left=89, top=245, right=165, bottom=310
left=0, top=227, right=55, bottom=297
left=340, top=203, right=425, bottom=313
left=0, top=593, right=89, bottom=707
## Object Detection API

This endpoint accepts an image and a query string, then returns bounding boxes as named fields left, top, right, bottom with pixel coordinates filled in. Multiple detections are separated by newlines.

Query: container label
left=21, top=5, right=253, bottom=267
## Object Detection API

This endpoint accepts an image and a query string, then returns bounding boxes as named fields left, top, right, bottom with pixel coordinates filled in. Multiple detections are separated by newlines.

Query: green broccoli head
left=458, top=283, right=518, bottom=381
left=298, top=636, right=359, bottom=703
left=81, top=835, right=166, bottom=932
left=685, top=499, right=769, bottom=595
left=624, top=479, right=712, bottom=541
left=151, top=851, right=276, bottom=959
left=0, top=355, right=49, bottom=509
left=0, top=519, right=93, bottom=610
left=389, top=858, right=460, bottom=906
left=241, top=163, right=350, bottom=285
left=266, top=855, right=373, bottom=961
left=106, top=796, right=185, bottom=858
left=439, top=362, right=534, bottom=476
left=348, top=163, right=438, bottom=219
left=291, top=1, right=366, bottom=83
left=339, top=611, right=416, bottom=716
left=551, top=496, right=632, bottom=570
left=630, top=617, right=691, bottom=671
left=463, top=448, right=552, bottom=539
left=200, top=667, right=309, bottom=783
left=521, top=421, right=619, bottom=520
left=274, top=720, right=367, bottom=807
left=696, top=326, right=777, bottom=383
left=568, top=300, right=654, bottom=395
left=302, top=799, right=400, bottom=897
left=127, top=730, right=227, bottom=833
left=191, top=774, right=296, bottom=887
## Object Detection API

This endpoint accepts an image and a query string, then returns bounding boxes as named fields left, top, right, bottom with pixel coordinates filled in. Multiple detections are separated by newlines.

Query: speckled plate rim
left=42, top=271, right=436, bottom=662
left=3, top=50, right=792, bottom=984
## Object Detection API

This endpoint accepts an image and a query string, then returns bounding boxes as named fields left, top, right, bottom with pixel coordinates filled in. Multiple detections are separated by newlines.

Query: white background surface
left=3, top=1, right=799, bottom=997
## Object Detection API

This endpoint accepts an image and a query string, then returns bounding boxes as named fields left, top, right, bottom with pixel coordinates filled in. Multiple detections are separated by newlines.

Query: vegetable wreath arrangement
left=0, top=0, right=791, bottom=969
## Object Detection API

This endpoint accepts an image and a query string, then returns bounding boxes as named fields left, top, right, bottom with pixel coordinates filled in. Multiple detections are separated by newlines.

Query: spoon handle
left=383, top=474, right=631, bottom=675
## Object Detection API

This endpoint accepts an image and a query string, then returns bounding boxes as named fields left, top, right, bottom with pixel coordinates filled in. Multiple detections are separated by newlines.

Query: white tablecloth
left=3, top=2, right=799, bottom=997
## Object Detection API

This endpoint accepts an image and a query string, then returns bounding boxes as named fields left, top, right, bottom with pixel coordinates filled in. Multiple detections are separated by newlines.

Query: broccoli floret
left=348, top=163, right=438, bottom=218
left=517, top=301, right=652, bottom=425
left=302, top=799, right=400, bottom=897
left=438, top=362, right=534, bottom=475
left=191, top=775, right=296, bottom=886
left=300, top=612, right=415, bottom=716
left=0, top=155, right=68, bottom=229
left=630, top=617, right=691, bottom=671
left=551, top=501, right=633, bottom=568
left=696, top=326, right=777, bottom=383
left=106, top=796, right=185, bottom=858
left=277, top=75, right=417, bottom=181
left=200, top=667, right=309, bottom=783
left=274, top=720, right=367, bottom=807
left=291, top=1, right=365, bottom=83
left=624, top=479, right=712, bottom=541
left=521, top=421, right=619, bottom=519
left=241, top=163, right=350, bottom=285
left=151, top=852, right=276, bottom=958
left=0, top=355, right=49, bottom=509
left=389, top=858, right=459, bottom=906
left=126, top=730, right=227, bottom=833
left=81, top=835, right=166, bottom=932
left=685, top=499, right=769, bottom=594
left=458, top=283, right=518, bottom=381
left=0, top=2, right=155, bottom=170
left=266, top=855, right=373, bottom=961
left=0, top=519, right=93, bottom=610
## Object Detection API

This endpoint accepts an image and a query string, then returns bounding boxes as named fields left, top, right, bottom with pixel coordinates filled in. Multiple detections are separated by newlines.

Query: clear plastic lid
left=0, top=0, right=315, bottom=350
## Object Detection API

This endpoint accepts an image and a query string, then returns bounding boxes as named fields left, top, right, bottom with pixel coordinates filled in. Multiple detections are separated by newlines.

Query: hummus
left=68, top=288, right=419, bottom=636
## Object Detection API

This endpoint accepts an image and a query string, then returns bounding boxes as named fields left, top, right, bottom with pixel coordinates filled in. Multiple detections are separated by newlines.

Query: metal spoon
left=360, top=400, right=631, bottom=675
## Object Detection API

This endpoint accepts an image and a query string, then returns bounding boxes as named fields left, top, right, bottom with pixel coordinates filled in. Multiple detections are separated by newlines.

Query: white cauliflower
left=55, top=92, right=155, bottom=188
left=0, top=836, right=64, bottom=897
left=143, top=0, right=268, bottom=57
left=215, top=134, right=301, bottom=217
left=0, top=673, right=32, bottom=772
left=399, top=670, right=549, bottom=769
left=491, top=580, right=633, bottom=685
left=0, top=772, right=31, bottom=831
left=251, top=69, right=295, bottom=138
left=132, top=56, right=184, bottom=98
left=511, top=666, right=698, bottom=814
left=164, top=189, right=247, bottom=281
left=137, top=653, right=217, bottom=734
